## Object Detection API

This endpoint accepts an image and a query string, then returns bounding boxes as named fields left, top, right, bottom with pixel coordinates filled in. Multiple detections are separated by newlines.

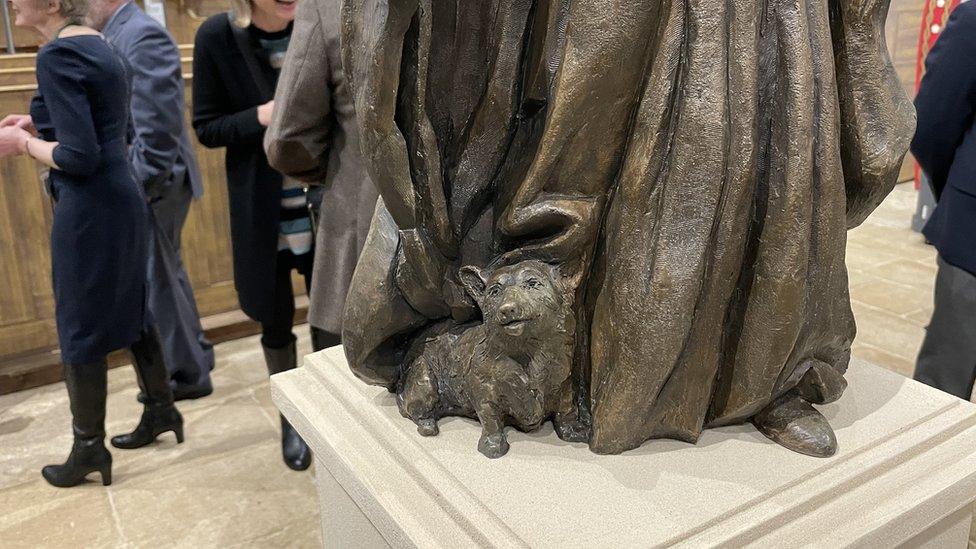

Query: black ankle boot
left=111, top=403, right=185, bottom=449
left=281, top=415, right=312, bottom=471
left=264, top=342, right=312, bottom=470
left=42, top=362, right=113, bottom=487
left=112, top=328, right=184, bottom=449
left=43, top=437, right=113, bottom=487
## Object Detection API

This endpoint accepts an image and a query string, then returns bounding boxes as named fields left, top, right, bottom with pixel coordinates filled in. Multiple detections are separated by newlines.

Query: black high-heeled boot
left=42, top=361, right=113, bottom=487
left=112, top=328, right=185, bottom=449
left=264, top=341, right=312, bottom=471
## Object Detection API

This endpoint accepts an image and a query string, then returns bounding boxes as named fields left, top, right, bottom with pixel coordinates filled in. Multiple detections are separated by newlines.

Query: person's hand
left=257, top=101, right=275, bottom=126
left=0, top=114, right=36, bottom=136
left=0, top=126, right=32, bottom=158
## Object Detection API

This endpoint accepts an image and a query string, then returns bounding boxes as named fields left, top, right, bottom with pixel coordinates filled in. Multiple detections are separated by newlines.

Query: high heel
left=42, top=437, right=114, bottom=488
left=112, top=327, right=185, bottom=450
left=99, top=465, right=112, bottom=486
left=42, top=361, right=114, bottom=488
left=111, top=403, right=184, bottom=449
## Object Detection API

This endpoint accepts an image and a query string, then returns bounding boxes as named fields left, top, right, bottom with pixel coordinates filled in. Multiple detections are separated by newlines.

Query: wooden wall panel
left=0, top=89, right=58, bottom=357
left=887, top=0, right=925, bottom=97
left=180, top=86, right=240, bottom=316
left=163, top=0, right=230, bottom=44
left=886, top=0, right=926, bottom=181
left=0, top=17, right=43, bottom=52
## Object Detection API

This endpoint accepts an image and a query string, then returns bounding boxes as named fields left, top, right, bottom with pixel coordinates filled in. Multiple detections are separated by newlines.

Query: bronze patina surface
left=339, top=0, right=914, bottom=457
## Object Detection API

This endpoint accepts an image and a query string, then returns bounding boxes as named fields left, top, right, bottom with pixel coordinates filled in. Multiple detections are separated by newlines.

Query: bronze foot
left=478, top=432, right=510, bottom=459
left=417, top=418, right=439, bottom=436
left=752, top=393, right=838, bottom=458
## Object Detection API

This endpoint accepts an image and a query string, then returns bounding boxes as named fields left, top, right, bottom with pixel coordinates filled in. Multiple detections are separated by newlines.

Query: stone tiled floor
left=0, top=333, right=322, bottom=548
left=0, top=183, right=953, bottom=548
left=848, top=183, right=936, bottom=378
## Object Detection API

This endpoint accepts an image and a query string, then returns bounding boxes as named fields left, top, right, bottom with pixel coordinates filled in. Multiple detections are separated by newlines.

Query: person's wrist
left=20, top=136, right=31, bottom=156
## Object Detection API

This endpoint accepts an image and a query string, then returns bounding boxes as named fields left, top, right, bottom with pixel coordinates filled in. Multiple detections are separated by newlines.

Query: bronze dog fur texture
left=397, top=260, right=575, bottom=458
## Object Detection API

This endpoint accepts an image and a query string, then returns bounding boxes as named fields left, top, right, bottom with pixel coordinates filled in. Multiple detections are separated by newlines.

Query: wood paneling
left=162, top=0, right=231, bottom=44
left=886, top=0, right=926, bottom=181
left=887, top=0, right=925, bottom=97
left=0, top=16, right=43, bottom=52
left=0, top=87, right=57, bottom=357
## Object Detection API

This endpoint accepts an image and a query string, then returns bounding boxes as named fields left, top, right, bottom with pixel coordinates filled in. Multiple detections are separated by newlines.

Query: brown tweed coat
left=264, top=0, right=378, bottom=334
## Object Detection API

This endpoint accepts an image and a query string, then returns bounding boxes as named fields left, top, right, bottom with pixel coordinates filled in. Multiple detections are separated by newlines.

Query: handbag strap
left=227, top=13, right=274, bottom=99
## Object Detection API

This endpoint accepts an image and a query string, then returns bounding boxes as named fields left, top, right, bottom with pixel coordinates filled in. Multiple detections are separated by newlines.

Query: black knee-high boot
left=42, top=361, right=113, bottom=487
left=264, top=341, right=312, bottom=471
left=112, top=328, right=184, bottom=449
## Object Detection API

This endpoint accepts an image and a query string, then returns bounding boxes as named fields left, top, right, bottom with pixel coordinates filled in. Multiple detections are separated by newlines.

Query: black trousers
left=913, top=256, right=976, bottom=400
left=261, top=250, right=340, bottom=352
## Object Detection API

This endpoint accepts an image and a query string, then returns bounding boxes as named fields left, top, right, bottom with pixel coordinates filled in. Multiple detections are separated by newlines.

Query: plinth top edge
left=271, top=348, right=976, bottom=548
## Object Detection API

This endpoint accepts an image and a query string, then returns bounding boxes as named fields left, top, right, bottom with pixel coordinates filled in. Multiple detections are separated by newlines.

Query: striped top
left=249, top=24, right=313, bottom=256
left=278, top=177, right=313, bottom=255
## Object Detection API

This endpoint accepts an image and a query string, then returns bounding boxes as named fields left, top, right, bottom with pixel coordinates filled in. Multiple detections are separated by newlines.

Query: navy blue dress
left=30, top=36, right=150, bottom=364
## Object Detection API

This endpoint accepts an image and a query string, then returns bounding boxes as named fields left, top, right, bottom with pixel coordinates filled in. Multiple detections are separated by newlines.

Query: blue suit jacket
left=914, top=1, right=976, bottom=275
left=103, top=2, right=203, bottom=199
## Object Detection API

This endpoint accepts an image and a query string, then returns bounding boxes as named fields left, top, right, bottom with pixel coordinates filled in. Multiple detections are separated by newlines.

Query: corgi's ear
left=458, top=265, right=488, bottom=302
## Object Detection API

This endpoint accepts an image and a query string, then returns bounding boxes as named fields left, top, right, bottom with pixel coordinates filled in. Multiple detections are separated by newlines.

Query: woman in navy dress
left=0, top=0, right=186, bottom=487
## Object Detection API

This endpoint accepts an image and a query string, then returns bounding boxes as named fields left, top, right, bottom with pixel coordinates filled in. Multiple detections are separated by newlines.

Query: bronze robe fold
left=340, top=0, right=913, bottom=452
left=584, top=0, right=913, bottom=452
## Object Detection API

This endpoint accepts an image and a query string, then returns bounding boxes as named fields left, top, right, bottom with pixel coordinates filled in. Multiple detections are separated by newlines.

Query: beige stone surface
left=274, top=348, right=976, bottom=548
left=0, top=334, right=320, bottom=549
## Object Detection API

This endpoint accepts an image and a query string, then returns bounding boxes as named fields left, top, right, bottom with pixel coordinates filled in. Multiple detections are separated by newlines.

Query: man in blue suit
left=912, top=0, right=976, bottom=400
left=89, top=0, right=214, bottom=400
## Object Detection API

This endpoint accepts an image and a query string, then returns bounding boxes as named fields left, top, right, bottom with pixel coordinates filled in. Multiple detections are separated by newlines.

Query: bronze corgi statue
left=397, top=260, right=575, bottom=458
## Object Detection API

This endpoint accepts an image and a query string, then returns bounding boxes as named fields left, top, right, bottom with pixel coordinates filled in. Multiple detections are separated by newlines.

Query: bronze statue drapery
left=338, top=0, right=914, bottom=457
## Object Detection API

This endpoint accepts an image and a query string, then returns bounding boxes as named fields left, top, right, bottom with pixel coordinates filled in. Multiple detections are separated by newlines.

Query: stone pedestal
left=271, top=348, right=976, bottom=548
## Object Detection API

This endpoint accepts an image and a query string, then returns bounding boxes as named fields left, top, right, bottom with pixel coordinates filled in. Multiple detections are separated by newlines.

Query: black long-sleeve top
left=191, top=13, right=290, bottom=321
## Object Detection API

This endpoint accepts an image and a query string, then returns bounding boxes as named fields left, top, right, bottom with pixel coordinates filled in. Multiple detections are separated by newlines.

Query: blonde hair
left=229, top=0, right=252, bottom=27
